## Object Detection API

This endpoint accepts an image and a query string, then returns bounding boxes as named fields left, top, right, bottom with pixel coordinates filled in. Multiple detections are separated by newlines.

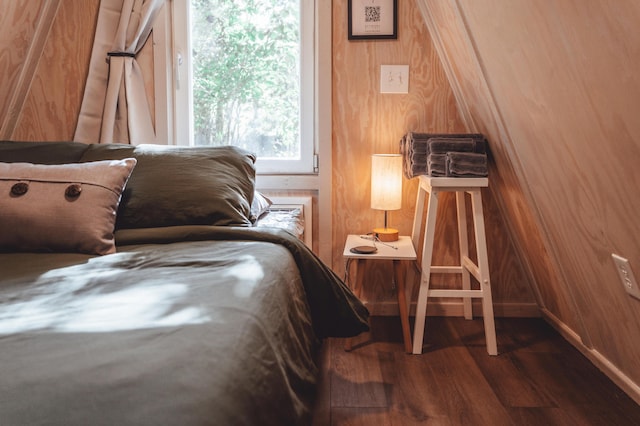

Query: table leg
left=393, top=260, right=412, bottom=353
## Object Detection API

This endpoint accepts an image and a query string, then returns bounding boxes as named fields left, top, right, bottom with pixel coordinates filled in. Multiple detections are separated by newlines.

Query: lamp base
left=373, top=227, right=399, bottom=242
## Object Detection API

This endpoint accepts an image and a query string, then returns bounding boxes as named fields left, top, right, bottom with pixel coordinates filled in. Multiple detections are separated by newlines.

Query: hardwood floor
left=312, top=316, right=640, bottom=425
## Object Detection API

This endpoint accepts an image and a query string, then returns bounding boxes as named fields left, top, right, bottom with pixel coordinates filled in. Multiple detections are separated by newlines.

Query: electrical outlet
left=612, top=254, right=640, bottom=300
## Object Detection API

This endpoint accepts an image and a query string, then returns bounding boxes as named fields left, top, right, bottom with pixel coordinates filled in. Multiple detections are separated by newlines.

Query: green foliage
left=191, top=0, right=300, bottom=158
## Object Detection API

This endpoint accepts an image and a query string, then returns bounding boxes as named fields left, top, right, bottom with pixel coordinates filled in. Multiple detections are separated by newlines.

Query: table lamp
left=371, top=153, right=402, bottom=242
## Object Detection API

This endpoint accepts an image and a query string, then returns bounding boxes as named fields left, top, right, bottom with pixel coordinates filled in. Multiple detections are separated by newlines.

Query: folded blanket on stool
left=427, top=137, right=481, bottom=155
left=400, top=132, right=488, bottom=178
left=427, top=154, right=447, bottom=177
left=446, top=152, right=488, bottom=177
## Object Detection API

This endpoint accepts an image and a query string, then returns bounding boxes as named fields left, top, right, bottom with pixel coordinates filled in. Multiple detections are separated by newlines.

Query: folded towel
left=400, top=132, right=488, bottom=178
left=427, top=138, right=476, bottom=155
left=446, top=152, right=488, bottom=177
left=410, top=163, right=428, bottom=177
left=427, top=154, right=447, bottom=177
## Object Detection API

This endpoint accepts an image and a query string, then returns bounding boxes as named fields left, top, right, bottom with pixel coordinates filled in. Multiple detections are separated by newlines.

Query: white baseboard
left=541, top=308, right=640, bottom=406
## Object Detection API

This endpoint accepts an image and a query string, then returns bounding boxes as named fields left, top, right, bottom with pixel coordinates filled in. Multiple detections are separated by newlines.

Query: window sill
left=255, top=174, right=319, bottom=191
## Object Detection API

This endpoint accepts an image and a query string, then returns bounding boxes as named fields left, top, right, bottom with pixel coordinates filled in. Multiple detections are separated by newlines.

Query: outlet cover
left=612, top=254, right=640, bottom=300
left=380, top=65, right=409, bottom=94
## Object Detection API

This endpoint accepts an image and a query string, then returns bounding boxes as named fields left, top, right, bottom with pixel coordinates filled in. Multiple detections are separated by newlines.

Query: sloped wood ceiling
left=417, top=0, right=640, bottom=400
left=0, top=0, right=99, bottom=140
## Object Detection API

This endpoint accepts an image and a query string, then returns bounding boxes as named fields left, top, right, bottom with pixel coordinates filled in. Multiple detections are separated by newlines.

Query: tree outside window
left=191, top=0, right=301, bottom=159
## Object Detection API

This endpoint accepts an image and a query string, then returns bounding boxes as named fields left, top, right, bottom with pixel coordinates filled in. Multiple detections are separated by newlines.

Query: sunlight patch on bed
left=0, top=261, right=213, bottom=334
left=223, top=255, right=265, bottom=298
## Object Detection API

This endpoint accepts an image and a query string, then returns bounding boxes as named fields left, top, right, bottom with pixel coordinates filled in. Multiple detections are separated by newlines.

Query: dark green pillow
left=0, top=141, right=90, bottom=164
left=81, top=144, right=256, bottom=229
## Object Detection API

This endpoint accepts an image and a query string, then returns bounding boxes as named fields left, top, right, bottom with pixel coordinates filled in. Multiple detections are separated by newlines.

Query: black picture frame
left=348, top=0, right=398, bottom=40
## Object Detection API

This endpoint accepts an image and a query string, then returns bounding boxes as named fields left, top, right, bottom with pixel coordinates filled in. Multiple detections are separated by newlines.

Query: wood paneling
left=332, top=0, right=536, bottom=314
left=0, top=1, right=43, bottom=117
left=5, top=0, right=639, bottom=404
left=12, top=0, right=99, bottom=141
left=0, top=0, right=537, bottom=316
left=417, top=0, right=577, bottom=326
left=0, top=0, right=51, bottom=136
left=419, top=0, right=640, bottom=399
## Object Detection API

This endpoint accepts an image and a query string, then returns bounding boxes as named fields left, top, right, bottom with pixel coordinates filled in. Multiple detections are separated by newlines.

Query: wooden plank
left=12, top=0, right=100, bottom=141
left=0, top=0, right=60, bottom=139
left=330, top=337, right=388, bottom=408
left=416, top=0, right=577, bottom=334
left=317, top=317, right=640, bottom=424
left=420, top=0, right=640, bottom=396
left=311, top=340, right=332, bottom=426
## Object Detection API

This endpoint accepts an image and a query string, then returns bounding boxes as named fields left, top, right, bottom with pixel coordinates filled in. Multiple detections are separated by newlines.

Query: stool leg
left=393, top=260, right=412, bottom=353
left=411, top=183, right=427, bottom=249
left=456, top=191, right=473, bottom=320
left=412, top=190, right=439, bottom=354
left=470, top=191, right=498, bottom=355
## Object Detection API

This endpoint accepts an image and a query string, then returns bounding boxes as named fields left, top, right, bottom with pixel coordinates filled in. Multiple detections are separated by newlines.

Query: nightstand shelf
left=343, top=234, right=416, bottom=353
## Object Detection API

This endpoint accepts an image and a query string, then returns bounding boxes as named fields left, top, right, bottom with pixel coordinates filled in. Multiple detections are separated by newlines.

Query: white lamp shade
left=370, top=154, right=402, bottom=211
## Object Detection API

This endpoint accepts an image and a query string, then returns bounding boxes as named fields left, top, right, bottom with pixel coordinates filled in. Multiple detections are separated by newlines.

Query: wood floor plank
left=330, top=407, right=393, bottom=426
left=420, top=348, right=512, bottom=425
left=314, top=317, right=640, bottom=426
left=506, top=406, right=582, bottom=425
left=512, top=350, right=640, bottom=424
left=312, top=338, right=332, bottom=426
left=330, top=331, right=388, bottom=408
left=458, top=317, right=640, bottom=424
left=453, top=319, right=558, bottom=408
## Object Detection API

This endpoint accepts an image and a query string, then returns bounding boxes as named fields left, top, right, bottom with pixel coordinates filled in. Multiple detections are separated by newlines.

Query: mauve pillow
left=0, top=159, right=137, bottom=255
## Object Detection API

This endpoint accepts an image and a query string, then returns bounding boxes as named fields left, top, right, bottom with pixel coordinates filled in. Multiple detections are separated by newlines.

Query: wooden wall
left=331, top=0, right=537, bottom=316
left=0, top=0, right=538, bottom=318
left=3, top=0, right=640, bottom=403
left=417, top=0, right=640, bottom=401
left=0, top=0, right=99, bottom=141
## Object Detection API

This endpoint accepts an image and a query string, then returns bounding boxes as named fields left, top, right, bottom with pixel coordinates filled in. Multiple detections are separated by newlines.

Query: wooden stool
left=410, top=175, right=497, bottom=355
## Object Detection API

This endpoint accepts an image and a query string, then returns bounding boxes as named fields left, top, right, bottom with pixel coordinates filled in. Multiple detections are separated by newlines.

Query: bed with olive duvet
left=0, top=141, right=368, bottom=425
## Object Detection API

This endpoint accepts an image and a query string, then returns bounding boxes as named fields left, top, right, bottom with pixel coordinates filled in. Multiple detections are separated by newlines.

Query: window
left=172, top=0, right=315, bottom=174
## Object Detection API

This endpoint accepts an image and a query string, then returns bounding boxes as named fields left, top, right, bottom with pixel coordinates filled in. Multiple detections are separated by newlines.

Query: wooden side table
left=343, top=234, right=417, bottom=353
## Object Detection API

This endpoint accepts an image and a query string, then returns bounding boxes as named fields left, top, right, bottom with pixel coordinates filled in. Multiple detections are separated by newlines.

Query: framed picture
left=348, top=0, right=398, bottom=40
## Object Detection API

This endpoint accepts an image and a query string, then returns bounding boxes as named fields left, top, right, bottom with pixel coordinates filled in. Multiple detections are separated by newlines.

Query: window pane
left=190, top=0, right=301, bottom=159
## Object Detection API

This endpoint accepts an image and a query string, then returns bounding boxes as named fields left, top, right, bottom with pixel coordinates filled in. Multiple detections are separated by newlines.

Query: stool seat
left=411, top=175, right=497, bottom=355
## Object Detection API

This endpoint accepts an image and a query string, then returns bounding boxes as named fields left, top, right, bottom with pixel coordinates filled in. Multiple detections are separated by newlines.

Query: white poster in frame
left=348, top=0, right=398, bottom=40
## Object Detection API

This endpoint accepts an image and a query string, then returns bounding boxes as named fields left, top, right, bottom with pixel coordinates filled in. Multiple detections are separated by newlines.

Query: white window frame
left=158, top=0, right=332, bottom=264
left=170, top=0, right=316, bottom=175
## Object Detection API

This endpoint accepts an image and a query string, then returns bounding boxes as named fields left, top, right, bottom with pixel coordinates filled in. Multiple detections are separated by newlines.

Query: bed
left=0, top=141, right=369, bottom=425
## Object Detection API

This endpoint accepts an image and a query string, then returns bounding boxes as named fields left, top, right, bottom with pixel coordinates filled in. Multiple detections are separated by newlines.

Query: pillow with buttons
left=0, top=159, right=136, bottom=255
